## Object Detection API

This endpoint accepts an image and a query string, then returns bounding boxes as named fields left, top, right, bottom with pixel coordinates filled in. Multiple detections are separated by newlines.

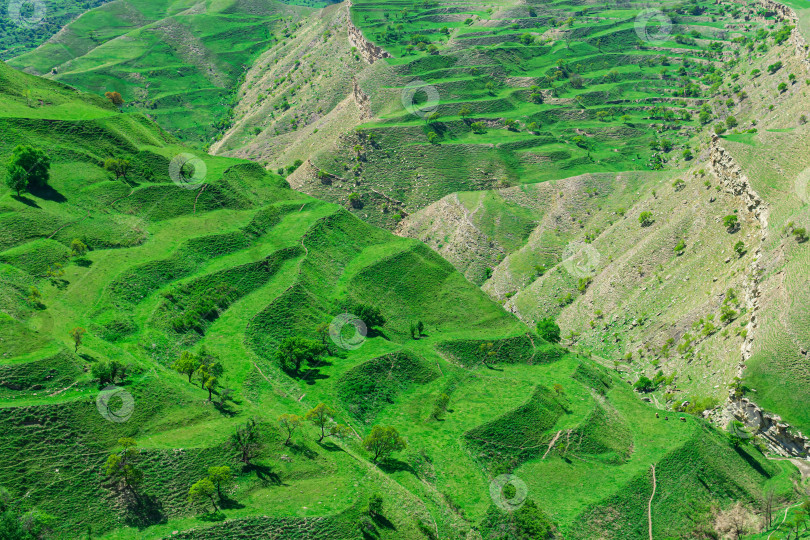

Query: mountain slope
left=0, top=58, right=800, bottom=539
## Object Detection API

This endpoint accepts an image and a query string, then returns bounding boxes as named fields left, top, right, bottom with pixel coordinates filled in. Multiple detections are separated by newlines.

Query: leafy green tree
left=723, top=214, right=739, bottom=232
left=734, top=241, right=745, bottom=257
left=278, top=413, right=302, bottom=445
left=633, top=376, right=656, bottom=393
left=104, top=438, right=143, bottom=496
left=188, top=478, right=218, bottom=512
left=172, top=351, right=200, bottom=383
left=204, top=376, right=218, bottom=401
left=536, top=318, right=561, bottom=344
left=7, top=146, right=50, bottom=189
left=305, top=403, right=336, bottom=442
left=103, top=158, right=131, bottom=181
left=206, top=466, right=232, bottom=499
left=231, top=417, right=262, bottom=465
left=362, top=425, right=406, bottom=462
left=4, top=165, right=28, bottom=196
left=275, top=336, right=326, bottom=374
left=639, top=211, right=654, bottom=227
left=0, top=487, right=55, bottom=540
left=69, top=327, right=86, bottom=354
left=354, top=304, right=385, bottom=329
left=70, top=238, right=88, bottom=258
left=367, top=494, right=384, bottom=517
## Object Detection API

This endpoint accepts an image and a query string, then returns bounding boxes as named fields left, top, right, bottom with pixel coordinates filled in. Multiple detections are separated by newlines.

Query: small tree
left=69, top=327, right=86, bottom=353
left=103, top=158, right=131, bottom=181
left=4, top=165, right=28, bottom=196
left=353, top=304, right=385, bottom=329
left=367, top=494, right=383, bottom=517
left=734, top=241, right=745, bottom=257
left=639, top=211, right=654, bottom=227
left=172, top=351, right=200, bottom=383
left=104, top=438, right=143, bottom=496
left=723, top=214, right=739, bottom=232
left=714, top=502, right=758, bottom=539
left=188, top=478, right=218, bottom=513
left=536, top=318, right=561, bottom=344
left=231, top=417, right=262, bottom=465
left=7, top=145, right=50, bottom=189
left=104, top=91, right=124, bottom=107
left=633, top=376, right=655, bottom=393
left=70, top=238, right=88, bottom=258
left=278, top=413, right=302, bottom=445
left=206, top=466, right=232, bottom=499
left=305, top=403, right=336, bottom=442
left=275, top=337, right=325, bottom=374
left=204, top=376, right=218, bottom=401
left=363, top=425, right=406, bottom=462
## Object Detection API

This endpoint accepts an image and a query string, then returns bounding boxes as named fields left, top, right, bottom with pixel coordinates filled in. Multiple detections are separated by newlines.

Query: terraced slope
left=0, top=60, right=799, bottom=538
left=7, top=0, right=316, bottom=147
left=400, top=6, right=810, bottom=452
left=256, top=0, right=778, bottom=228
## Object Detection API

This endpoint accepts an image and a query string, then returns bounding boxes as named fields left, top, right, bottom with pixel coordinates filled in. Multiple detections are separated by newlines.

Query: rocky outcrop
left=346, top=1, right=392, bottom=64
left=758, top=0, right=810, bottom=70
left=352, top=78, right=372, bottom=119
left=710, top=135, right=769, bottom=374
left=710, top=137, right=810, bottom=458
left=726, top=396, right=810, bottom=457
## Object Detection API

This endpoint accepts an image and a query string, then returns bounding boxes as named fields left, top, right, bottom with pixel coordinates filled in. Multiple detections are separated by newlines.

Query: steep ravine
left=710, top=136, right=810, bottom=457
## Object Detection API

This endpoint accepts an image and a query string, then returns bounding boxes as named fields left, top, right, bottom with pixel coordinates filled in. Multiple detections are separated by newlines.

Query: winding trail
left=648, top=464, right=656, bottom=540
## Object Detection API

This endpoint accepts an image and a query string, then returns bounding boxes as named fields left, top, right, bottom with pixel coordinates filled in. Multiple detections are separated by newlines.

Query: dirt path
left=648, top=464, right=656, bottom=540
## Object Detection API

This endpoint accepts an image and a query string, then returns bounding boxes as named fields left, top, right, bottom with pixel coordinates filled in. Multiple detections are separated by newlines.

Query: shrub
left=639, top=211, right=654, bottom=227
left=536, top=318, right=561, bottom=343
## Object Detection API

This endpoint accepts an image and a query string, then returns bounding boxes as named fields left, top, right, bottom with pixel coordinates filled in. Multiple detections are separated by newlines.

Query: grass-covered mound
left=336, top=350, right=440, bottom=425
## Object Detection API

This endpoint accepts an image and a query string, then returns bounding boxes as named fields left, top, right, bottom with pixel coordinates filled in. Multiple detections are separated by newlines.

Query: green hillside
left=0, top=58, right=801, bottom=539
left=7, top=0, right=317, bottom=147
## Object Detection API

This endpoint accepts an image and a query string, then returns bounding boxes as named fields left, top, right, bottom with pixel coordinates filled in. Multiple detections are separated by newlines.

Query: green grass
left=1, top=1, right=809, bottom=538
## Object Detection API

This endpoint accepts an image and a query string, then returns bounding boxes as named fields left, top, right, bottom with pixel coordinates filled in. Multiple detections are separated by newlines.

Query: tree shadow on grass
left=78, top=352, right=97, bottom=363
left=213, top=402, right=239, bottom=417
left=371, top=513, right=397, bottom=531
left=733, top=444, right=770, bottom=478
left=219, top=494, right=245, bottom=510
left=243, top=463, right=282, bottom=487
left=316, top=439, right=342, bottom=452
left=377, top=458, right=416, bottom=476
left=11, top=194, right=40, bottom=208
left=29, top=184, right=66, bottom=203
left=123, top=492, right=167, bottom=529
left=199, top=510, right=226, bottom=522
left=299, top=367, right=330, bottom=386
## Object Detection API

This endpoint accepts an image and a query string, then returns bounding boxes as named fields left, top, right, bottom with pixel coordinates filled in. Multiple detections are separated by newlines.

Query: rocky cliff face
left=709, top=136, right=810, bottom=457
left=710, top=135, right=769, bottom=376
left=758, top=0, right=810, bottom=69
left=725, top=395, right=810, bottom=457
left=346, top=1, right=392, bottom=64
